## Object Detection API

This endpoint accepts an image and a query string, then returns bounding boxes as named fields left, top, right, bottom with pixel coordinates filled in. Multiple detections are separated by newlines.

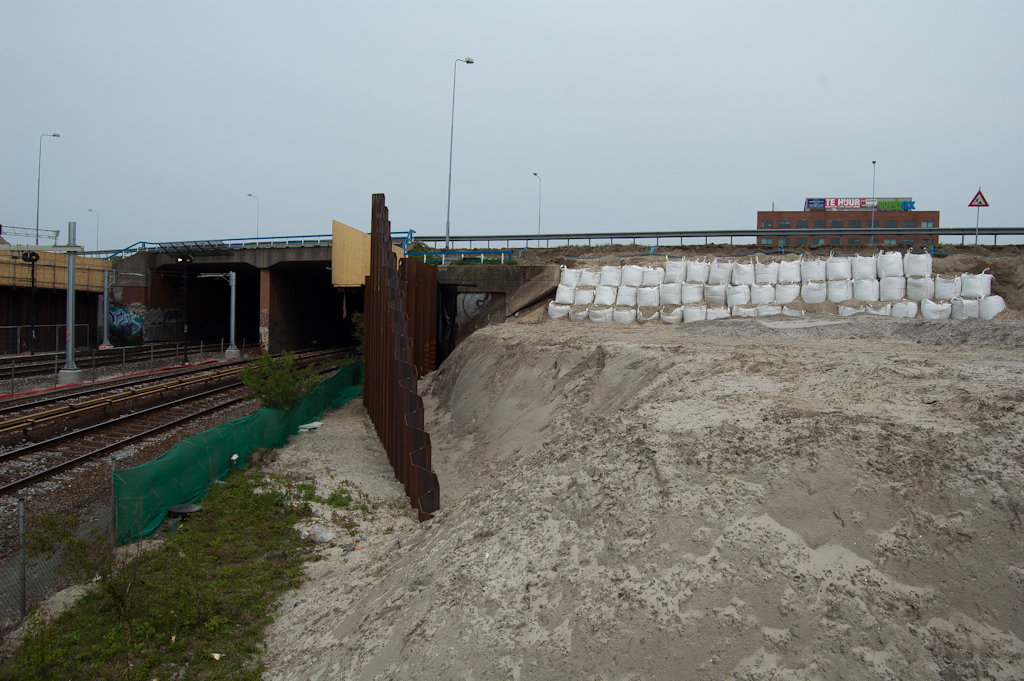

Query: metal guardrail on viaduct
left=105, top=226, right=1023, bottom=260
left=409, top=227, right=1024, bottom=249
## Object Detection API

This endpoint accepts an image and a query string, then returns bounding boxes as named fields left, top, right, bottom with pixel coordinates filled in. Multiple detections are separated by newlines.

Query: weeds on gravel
left=0, top=463, right=314, bottom=681
left=293, top=482, right=353, bottom=508
left=275, top=479, right=382, bottom=536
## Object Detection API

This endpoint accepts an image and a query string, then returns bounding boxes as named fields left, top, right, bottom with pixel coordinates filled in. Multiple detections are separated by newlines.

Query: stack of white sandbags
left=548, top=255, right=1007, bottom=322
left=953, top=270, right=1003, bottom=319
left=825, top=254, right=853, bottom=304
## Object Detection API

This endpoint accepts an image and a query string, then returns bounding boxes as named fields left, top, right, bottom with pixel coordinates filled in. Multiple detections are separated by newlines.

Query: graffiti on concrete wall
left=111, top=303, right=185, bottom=344
left=108, top=303, right=146, bottom=344
left=143, top=308, right=182, bottom=343
left=456, top=293, right=492, bottom=331
left=259, top=309, right=270, bottom=348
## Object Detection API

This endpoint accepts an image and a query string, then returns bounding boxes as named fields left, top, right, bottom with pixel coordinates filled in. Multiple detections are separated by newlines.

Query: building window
left=867, top=220, right=879, bottom=229
left=884, top=238, right=897, bottom=245
left=921, top=239, right=932, bottom=244
left=795, top=238, right=807, bottom=245
left=921, top=220, right=935, bottom=230
left=848, top=220, right=861, bottom=229
left=831, top=237, right=842, bottom=245
left=812, top=238, right=825, bottom=245
left=849, top=238, right=861, bottom=244
left=903, top=220, right=916, bottom=229
left=831, top=220, right=843, bottom=229
left=797, top=220, right=808, bottom=229
left=902, top=238, right=916, bottom=244
left=761, top=220, right=773, bottom=229
left=885, top=220, right=897, bottom=230
left=779, top=238, right=789, bottom=246
left=814, top=219, right=825, bottom=230
left=867, top=237, right=879, bottom=244
left=760, top=237, right=773, bottom=245
left=779, top=220, right=791, bottom=229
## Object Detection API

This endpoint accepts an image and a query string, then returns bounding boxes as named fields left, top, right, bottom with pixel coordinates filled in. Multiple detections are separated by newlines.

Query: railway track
left=0, top=341, right=255, bottom=383
left=0, top=348, right=354, bottom=497
left=3, top=343, right=179, bottom=381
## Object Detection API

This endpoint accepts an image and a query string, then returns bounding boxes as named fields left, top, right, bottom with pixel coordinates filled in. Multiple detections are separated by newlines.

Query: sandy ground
left=261, top=311, right=1024, bottom=680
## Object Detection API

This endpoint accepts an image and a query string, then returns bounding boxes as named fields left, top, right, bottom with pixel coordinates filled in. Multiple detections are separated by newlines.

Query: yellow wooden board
left=331, top=220, right=404, bottom=287
left=0, top=252, right=110, bottom=292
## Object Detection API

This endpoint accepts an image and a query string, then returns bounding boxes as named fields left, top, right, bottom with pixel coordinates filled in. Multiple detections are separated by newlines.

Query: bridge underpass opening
left=144, top=264, right=361, bottom=354
left=261, top=263, right=362, bottom=353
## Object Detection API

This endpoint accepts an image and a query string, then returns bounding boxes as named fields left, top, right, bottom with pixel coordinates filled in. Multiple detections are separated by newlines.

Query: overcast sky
left=2, top=1, right=1022, bottom=251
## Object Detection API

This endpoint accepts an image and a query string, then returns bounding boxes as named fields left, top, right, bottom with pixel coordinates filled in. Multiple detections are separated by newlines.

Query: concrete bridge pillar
left=259, top=268, right=272, bottom=352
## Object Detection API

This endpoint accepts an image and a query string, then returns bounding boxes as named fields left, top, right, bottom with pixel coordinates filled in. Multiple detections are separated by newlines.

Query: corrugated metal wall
left=363, top=194, right=440, bottom=520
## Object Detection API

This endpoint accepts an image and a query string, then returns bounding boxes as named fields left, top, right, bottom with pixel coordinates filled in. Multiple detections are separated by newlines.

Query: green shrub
left=350, top=312, right=364, bottom=355
left=238, top=351, right=320, bottom=410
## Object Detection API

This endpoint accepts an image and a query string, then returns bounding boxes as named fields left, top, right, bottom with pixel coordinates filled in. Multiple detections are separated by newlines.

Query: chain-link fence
left=0, top=323, right=91, bottom=355
left=0, top=480, right=114, bottom=641
left=0, top=361, right=361, bottom=644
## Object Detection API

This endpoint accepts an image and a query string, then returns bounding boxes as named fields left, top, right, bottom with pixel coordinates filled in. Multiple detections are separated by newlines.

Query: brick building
left=756, top=197, right=939, bottom=248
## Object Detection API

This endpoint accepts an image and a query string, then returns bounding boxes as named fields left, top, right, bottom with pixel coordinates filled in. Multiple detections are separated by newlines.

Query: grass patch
left=0, top=462, right=315, bottom=681
left=290, top=483, right=352, bottom=508
left=324, top=489, right=352, bottom=508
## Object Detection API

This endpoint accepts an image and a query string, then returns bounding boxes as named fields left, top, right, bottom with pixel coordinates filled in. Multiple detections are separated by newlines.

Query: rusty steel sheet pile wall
left=400, top=257, right=438, bottom=377
left=363, top=194, right=440, bottom=520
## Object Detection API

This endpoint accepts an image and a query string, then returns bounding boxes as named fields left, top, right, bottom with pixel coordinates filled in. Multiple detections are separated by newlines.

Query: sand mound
left=263, top=317, right=1024, bottom=680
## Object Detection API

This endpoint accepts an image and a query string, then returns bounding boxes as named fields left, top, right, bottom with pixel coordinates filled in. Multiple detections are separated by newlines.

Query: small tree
left=350, top=312, right=364, bottom=355
left=238, top=351, right=321, bottom=410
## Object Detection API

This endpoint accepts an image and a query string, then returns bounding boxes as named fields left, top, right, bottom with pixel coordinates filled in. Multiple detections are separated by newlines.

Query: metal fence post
left=111, top=459, right=118, bottom=543
left=19, top=497, right=26, bottom=618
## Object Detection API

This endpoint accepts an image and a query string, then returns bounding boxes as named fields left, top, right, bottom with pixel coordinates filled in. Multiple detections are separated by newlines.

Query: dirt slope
left=262, top=312, right=1024, bottom=680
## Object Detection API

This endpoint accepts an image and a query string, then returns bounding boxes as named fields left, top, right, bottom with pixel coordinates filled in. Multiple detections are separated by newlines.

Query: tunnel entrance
left=138, top=258, right=362, bottom=354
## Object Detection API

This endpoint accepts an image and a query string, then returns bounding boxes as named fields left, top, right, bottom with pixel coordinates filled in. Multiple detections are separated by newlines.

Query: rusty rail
left=363, top=194, right=440, bottom=520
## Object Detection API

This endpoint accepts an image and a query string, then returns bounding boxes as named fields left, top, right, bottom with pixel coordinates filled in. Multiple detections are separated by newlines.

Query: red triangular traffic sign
left=969, top=190, right=989, bottom=207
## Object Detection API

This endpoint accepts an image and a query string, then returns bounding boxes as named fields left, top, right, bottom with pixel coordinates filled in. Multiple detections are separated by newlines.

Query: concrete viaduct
left=111, top=231, right=558, bottom=357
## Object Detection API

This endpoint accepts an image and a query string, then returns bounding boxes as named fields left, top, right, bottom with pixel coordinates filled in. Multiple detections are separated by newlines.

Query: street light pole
left=246, top=193, right=260, bottom=238
left=35, top=133, right=60, bottom=246
left=870, top=160, right=876, bottom=239
left=532, top=172, right=542, bottom=235
left=177, top=256, right=192, bottom=363
left=87, top=208, right=99, bottom=251
left=445, top=57, right=474, bottom=250
left=58, top=222, right=82, bottom=385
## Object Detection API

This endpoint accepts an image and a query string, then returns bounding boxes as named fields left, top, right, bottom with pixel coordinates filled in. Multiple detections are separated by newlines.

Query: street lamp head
left=464, top=57, right=474, bottom=64
left=50, top=133, right=60, bottom=138
left=247, top=193, right=253, bottom=197
left=533, top=172, right=538, bottom=177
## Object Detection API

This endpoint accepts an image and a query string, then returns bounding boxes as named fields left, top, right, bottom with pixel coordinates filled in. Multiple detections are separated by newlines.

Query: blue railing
left=390, top=230, right=416, bottom=250
left=409, top=249, right=515, bottom=264
left=106, top=235, right=334, bottom=260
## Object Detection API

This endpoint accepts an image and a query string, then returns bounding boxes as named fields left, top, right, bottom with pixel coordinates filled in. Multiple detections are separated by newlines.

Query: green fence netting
left=113, top=361, right=363, bottom=544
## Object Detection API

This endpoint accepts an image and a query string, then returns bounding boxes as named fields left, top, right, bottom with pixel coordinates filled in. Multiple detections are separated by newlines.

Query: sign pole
left=976, top=186, right=981, bottom=245
left=968, top=187, right=988, bottom=246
